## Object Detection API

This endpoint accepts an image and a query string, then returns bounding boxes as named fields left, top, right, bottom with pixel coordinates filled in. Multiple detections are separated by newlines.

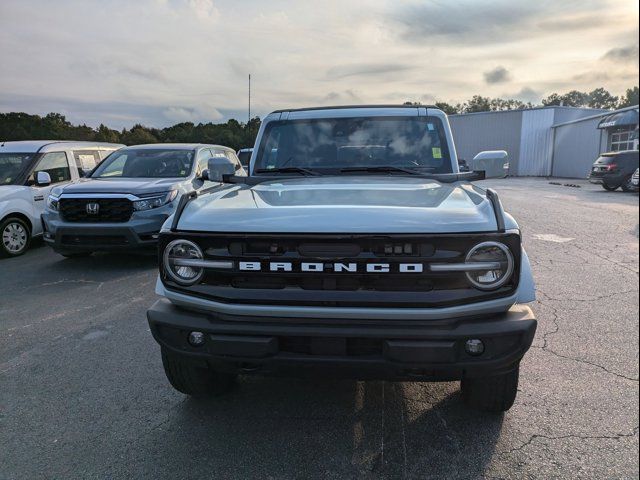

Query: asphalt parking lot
left=1, top=178, right=638, bottom=479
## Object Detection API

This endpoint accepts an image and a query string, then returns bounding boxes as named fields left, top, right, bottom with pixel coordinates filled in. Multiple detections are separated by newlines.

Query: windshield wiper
left=340, top=166, right=435, bottom=175
left=254, top=167, right=320, bottom=176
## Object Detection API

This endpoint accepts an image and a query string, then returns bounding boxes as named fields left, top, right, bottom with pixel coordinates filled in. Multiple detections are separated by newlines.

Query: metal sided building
left=449, top=106, right=608, bottom=177
left=550, top=105, right=639, bottom=178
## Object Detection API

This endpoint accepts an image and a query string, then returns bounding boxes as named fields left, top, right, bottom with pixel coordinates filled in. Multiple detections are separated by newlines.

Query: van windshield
left=0, top=153, right=36, bottom=185
left=91, top=149, right=195, bottom=178
left=253, top=116, right=453, bottom=174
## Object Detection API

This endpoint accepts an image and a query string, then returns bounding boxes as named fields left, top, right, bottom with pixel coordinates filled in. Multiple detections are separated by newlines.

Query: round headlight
left=163, top=239, right=204, bottom=285
left=465, top=241, right=514, bottom=290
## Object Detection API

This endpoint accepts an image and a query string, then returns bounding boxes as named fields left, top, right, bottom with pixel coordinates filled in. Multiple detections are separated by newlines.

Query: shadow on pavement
left=49, top=250, right=158, bottom=272
left=129, top=377, right=504, bottom=478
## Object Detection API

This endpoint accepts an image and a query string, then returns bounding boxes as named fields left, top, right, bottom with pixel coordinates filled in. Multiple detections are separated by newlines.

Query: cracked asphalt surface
left=1, top=178, right=638, bottom=479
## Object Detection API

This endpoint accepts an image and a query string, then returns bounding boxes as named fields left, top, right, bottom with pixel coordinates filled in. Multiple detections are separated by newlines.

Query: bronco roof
left=272, top=104, right=439, bottom=113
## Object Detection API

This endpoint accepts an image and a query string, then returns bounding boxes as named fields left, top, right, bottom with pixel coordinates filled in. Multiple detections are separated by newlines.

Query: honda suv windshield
left=0, top=153, right=36, bottom=185
left=91, top=149, right=194, bottom=178
left=253, top=116, right=453, bottom=175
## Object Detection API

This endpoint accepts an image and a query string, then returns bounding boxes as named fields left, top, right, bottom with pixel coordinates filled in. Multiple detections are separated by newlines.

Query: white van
left=0, top=140, right=124, bottom=257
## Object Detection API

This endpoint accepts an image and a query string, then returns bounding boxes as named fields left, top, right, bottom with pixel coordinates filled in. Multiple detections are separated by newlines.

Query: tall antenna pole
left=248, top=74, right=251, bottom=123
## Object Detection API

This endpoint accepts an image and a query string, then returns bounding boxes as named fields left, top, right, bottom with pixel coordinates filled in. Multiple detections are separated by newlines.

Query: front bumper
left=147, top=298, right=537, bottom=381
left=41, top=210, right=171, bottom=252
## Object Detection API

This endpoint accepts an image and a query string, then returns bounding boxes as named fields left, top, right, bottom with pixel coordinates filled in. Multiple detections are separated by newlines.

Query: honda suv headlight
left=465, top=241, right=514, bottom=290
left=163, top=239, right=204, bottom=285
left=133, top=191, right=178, bottom=211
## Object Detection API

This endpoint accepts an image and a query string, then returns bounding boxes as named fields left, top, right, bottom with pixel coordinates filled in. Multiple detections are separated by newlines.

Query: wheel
left=602, top=183, right=618, bottom=191
left=621, top=175, right=635, bottom=192
left=161, top=349, right=236, bottom=396
left=0, top=217, right=31, bottom=257
left=461, top=365, right=519, bottom=412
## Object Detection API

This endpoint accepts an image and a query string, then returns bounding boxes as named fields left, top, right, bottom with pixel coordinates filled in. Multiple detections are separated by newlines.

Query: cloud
left=187, top=0, right=219, bottom=20
left=391, top=0, right=543, bottom=44
left=484, top=66, right=511, bottom=84
left=537, top=13, right=605, bottom=31
left=162, top=105, right=223, bottom=123
left=390, top=0, right=617, bottom=45
left=602, top=44, right=640, bottom=63
left=0, top=0, right=637, bottom=128
left=321, top=90, right=362, bottom=103
left=326, top=63, right=416, bottom=80
left=572, top=71, right=611, bottom=82
left=512, top=87, right=541, bottom=103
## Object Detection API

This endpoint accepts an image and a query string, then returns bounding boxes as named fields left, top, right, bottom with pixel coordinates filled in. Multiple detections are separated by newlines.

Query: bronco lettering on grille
left=238, top=261, right=424, bottom=273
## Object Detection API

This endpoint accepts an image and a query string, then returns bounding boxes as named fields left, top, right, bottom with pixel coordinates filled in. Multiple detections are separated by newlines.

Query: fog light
left=188, top=331, right=205, bottom=347
left=465, top=339, right=484, bottom=356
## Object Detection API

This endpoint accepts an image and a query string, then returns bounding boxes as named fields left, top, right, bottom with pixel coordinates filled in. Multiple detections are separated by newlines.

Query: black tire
left=161, top=349, right=236, bottom=396
left=602, top=183, right=618, bottom=191
left=621, top=175, right=634, bottom=192
left=461, top=365, right=519, bottom=412
left=0, top=216, right=31, bottom=258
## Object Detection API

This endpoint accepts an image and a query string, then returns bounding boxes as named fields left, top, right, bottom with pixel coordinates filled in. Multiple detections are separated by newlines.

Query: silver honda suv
left=41, top=143, right=244, bottom=257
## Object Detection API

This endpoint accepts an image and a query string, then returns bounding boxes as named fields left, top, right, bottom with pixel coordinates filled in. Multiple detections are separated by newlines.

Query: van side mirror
left=471, top=151, right=510, bottom=179
left=35, top=171, right=52, bottom=187
left=205, top=156, right=237, bottom=182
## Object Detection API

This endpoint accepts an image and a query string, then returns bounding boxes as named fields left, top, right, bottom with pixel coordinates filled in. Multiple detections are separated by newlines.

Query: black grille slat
left=59, top=198, right=133, bottom=223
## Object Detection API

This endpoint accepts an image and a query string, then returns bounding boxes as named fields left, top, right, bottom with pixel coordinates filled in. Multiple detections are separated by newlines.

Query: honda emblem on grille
left=86, top=202, right=100, bottom=215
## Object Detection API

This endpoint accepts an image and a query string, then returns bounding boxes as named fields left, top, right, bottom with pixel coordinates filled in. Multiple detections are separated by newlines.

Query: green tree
left=462, top=95, right=492, bottom=113
left=618, top=86, right=639, bottom=108
left=562, top=90, right=590, bottom=107
left=541, top=93, right=563, bottom=106
left=434, top=102, right=458, bottom=115
left=94, top=124, right=121, bottom=143
left=120, top=124, right=159, bottom=145
left=489, top=98, right=532, bottom=111
left=543, top=90, right=590, bottom=107
left=587, top=88, right=618, bottom=109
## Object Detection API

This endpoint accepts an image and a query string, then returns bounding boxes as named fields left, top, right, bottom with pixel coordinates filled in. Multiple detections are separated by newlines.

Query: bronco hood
left=58, top=177, right=186, bottom=196
left=177, top=176, right=504, bottom=234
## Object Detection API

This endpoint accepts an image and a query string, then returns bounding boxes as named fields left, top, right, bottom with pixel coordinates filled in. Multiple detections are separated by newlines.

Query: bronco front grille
left=59, top=198, right=133, bottom=223
left=159, top=233, right=521, bottom=308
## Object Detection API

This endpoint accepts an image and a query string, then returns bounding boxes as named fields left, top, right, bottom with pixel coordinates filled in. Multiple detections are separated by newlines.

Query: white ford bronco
left=147, top=105, right=537, bottom=412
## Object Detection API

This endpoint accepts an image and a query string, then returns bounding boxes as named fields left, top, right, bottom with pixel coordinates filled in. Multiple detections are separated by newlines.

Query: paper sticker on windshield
left=427, top=123, right=435, bottom=131
left=432, top=147, right=442, bottom=159
left=180, top=170, right=186, bottom=175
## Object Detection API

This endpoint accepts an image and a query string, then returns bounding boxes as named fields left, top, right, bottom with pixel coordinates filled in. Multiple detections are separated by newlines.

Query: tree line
left=0, top=113, right=261, bottom=150
left=0, top=86, right=637, bottom=147
left=408, top=86, right=639, bottom=114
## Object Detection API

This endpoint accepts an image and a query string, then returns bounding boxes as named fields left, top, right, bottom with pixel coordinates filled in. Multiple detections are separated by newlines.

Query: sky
left=0, top=0, right=638, bottom=129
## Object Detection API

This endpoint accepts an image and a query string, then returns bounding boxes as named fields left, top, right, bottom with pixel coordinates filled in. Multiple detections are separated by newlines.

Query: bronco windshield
left=0, top=153, right=36, bottom=185
left=91, top=149, right=194, bottom=178
left=253, top=116, right=453, bottom=174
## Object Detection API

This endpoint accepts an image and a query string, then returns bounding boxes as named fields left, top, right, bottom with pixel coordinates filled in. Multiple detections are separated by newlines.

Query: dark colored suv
left=589, top=150, right=639, bottom=192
